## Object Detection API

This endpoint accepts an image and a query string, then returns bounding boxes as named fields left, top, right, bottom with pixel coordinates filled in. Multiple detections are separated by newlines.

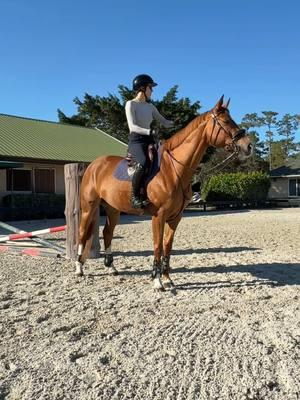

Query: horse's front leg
left=151, top=213, right=166, bottom=290
left=161, top=214, right=183, bottom=289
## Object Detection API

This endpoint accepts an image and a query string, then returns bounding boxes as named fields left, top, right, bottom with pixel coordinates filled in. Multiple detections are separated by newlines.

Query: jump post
left=0, top=163, right=100, bottom=260
left=64, top=163, right=100, bottom=260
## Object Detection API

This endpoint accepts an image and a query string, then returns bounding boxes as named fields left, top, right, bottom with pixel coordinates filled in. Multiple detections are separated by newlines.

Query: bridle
left=211, top=111, right=246, bottom=152
left=167, top=110, right=247, bottom=174
left=165, top=111, right=247, bottom=222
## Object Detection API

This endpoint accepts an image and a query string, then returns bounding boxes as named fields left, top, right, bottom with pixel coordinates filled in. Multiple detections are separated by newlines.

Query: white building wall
left=268, top=178, right=288, bottom=198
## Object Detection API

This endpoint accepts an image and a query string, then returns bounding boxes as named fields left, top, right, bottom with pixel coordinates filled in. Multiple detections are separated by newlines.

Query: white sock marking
left=106, top=246, right=112, bottom=255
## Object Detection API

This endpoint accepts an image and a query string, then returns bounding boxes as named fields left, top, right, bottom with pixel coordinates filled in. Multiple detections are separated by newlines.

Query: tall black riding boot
left=131, top=164, right=149, bottom=209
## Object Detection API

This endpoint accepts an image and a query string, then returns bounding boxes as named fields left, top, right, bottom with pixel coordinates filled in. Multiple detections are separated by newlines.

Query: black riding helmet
left=132, top=74, right=158, bottom=91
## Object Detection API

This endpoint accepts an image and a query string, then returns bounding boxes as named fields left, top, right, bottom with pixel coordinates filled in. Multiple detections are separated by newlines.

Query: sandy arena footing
left=0, top=208, right=299, bottom=400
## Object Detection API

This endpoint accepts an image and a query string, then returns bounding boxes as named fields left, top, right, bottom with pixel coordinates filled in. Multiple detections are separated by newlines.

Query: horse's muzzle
left=237, top=141, right=253, bottom=160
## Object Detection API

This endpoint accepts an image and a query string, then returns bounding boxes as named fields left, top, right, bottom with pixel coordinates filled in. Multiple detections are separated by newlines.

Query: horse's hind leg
left=76, top=197, right=99, bottom=276
left=102, top=204, right=120, bottom=275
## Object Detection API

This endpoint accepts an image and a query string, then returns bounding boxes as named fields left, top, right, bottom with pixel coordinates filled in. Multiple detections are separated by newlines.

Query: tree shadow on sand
left=174, top=262, right=300, bottom=288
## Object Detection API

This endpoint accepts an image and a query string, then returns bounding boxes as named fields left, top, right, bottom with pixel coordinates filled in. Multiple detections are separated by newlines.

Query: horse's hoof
left=75, top=262, right=84, bottom=276
left=106, top=263, right=119, bottom=276
left=110, top=266, right=119, bottom=276
left=153, top=277, right=164, bottom=291
left=162, top=279, right=175, bottom=291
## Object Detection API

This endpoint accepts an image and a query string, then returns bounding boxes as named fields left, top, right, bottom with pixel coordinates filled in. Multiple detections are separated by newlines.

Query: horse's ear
left=224, top=98, right=231, bottom=109
left=214, top=95, right=224, bottom=112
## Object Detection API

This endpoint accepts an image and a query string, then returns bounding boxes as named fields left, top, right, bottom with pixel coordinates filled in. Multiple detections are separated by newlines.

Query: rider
left=125, top=74, right=174, bottom=209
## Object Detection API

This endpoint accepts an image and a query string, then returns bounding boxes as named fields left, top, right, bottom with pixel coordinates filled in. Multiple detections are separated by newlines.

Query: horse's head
left=205, top=96, right=253, bottom=161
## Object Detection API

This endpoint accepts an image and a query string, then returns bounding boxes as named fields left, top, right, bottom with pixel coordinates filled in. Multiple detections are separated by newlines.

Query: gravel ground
left=0, top=208, right=299, bottom=400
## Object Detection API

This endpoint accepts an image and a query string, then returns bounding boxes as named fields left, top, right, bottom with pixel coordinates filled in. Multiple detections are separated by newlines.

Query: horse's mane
left=164, top=110, right=211, bottom=151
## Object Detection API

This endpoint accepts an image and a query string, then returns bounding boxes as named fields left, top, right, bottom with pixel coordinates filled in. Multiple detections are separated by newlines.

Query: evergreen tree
left=270, top=140, right=286, bottom=169
left=261, top=111, right=278, bottom=170
left=152, top=85, right=200, bottom=139
left=276, top=114, right=299, bottom=158
left=57, top=85, right=200, bottom=144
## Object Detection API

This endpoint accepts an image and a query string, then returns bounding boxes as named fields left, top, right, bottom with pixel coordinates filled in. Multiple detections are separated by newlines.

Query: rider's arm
left=151, top=105, right=174, bottom=128
left=125, top=101, right=151, bottom=135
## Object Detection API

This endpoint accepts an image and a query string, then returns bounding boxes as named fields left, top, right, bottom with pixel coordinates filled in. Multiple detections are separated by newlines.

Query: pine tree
left=276, top=114, right=299, bottom=159
left=261, top=111, right=278, bottom=170
left=270, top=140, right=286, bottom=168
left=57, top=85, right=200, bottom=144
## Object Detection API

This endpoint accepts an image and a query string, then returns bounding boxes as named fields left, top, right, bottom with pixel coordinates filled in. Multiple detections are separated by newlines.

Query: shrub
left=201, top=171, right=271, bottom=203
left=1, top=194, right=65, bottom=220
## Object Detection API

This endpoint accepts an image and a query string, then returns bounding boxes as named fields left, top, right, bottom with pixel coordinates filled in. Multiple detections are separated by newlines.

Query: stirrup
left=141, top=198, right=150, bottom=208
left=131, top=196, right=149, bottom=209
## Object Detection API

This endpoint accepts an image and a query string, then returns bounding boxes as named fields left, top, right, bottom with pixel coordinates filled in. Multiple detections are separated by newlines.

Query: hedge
left=1, top=194, right=65, bottom=221
left=201, top=171, right=271, bottom=203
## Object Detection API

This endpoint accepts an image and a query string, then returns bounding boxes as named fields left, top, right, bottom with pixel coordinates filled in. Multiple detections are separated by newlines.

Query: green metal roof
left=0, top=114, right=127, bottom=162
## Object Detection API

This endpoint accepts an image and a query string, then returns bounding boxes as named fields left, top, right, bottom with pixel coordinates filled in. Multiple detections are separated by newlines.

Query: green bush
left=201, top=172, right=271, bottom=203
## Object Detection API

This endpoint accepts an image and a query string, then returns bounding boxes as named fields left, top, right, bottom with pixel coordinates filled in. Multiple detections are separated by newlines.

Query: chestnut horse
left=75, top=96, right=252, bottom=290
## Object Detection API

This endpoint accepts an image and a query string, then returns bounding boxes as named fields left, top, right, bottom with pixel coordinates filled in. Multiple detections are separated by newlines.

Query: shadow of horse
left=114, top=209, right=252, bottom=225
left=111, top=246, right=260, bottom=258
left=93, top=255, right=300, bottom=288
left=175, top=262, right=300, bottom=288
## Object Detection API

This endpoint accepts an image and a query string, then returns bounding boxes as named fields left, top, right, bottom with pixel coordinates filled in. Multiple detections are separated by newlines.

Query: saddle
left=113, top=143, right=161, bottom=183
left=126, top=144, right=156, bottom=177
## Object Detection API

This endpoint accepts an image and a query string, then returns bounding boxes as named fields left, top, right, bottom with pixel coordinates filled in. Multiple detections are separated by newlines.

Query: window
left=289, top=178, right=300, bottom=197
left=34, top=169, right=55, bottom=193
left=6, top=169, right=32, bottom=191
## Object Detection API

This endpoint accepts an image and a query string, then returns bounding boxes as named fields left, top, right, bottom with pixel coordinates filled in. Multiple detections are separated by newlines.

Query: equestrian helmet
left=132, top=74, right=157, bottom=91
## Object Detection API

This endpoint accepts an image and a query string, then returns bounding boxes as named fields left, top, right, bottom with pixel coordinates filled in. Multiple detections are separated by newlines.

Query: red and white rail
left=0, top=225, right=66, bottom=243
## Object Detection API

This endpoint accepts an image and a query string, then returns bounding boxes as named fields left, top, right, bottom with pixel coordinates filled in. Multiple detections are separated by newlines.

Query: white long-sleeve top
left=125, top=100, right=173, bottom=135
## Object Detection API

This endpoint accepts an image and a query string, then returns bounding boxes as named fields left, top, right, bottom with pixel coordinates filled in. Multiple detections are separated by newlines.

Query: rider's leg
left=131, top=163, right=149, bottom=209
left=129, top=138, right=150, bottom=209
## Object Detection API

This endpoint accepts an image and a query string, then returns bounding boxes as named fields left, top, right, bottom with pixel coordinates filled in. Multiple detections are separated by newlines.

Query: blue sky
left=1, top=0, right=300, bottom=141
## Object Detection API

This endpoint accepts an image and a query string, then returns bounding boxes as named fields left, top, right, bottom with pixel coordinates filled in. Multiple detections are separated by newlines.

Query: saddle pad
left=114, top=147, right=162, bottom=185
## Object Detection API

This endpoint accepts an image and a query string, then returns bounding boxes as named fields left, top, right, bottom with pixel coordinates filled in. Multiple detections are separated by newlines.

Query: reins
left=204, top=112, right=246, bottom=172
left=166, top=150, right=199, bottom=173
left=166, top=149, right=192, bottom=223
left=165, top=111, right=246, bottom=221
left=166, top=111, right=246, bottom=175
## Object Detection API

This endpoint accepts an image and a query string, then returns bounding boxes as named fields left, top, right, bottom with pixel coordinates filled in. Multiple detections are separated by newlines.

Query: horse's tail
left=78, top=165, right=101, bottom=262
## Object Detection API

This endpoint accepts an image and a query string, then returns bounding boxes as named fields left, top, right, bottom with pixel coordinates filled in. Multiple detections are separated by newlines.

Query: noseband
left=211, top=112, right=246, bottom=151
